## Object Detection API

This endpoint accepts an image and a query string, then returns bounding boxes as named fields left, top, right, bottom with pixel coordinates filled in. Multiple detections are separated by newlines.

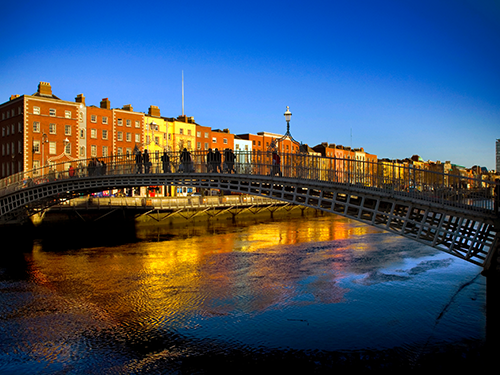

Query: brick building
left=0, top=82, right=81, bottom=178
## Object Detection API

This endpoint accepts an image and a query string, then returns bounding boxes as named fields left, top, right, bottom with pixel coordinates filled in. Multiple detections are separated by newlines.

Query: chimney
left=122, top=104, right=133, bottom=111
left=100, top=98, right=110, bottom=109
left=148, top=105, right=160, bottom=117
left=37, top=81, right=52, bottom=97
left=75, top=94, right=85, bottom=104
left=10, top=95, right=20, bottom=101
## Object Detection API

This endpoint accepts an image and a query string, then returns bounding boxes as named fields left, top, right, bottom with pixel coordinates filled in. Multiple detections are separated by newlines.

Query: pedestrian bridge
left=1, top=151, right=499, bottom=270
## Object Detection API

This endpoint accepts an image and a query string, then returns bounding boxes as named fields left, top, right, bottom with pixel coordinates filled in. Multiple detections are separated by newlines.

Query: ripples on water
left=0, top=215, right=488, bottom=374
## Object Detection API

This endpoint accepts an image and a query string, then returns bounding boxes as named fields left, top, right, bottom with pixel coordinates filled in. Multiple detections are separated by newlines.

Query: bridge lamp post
left=284, top=106, right=292, bottom=133
left=63, top=138, right=70, bottom=154
left=147, top=121, right=157, bottom=153
left=41, top=132, right=48, bottom=176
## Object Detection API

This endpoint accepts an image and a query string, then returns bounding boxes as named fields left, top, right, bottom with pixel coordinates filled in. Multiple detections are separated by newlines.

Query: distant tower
left=182, top=70, right=184, bottom=116
left=496, top=139, right=500, bottom=172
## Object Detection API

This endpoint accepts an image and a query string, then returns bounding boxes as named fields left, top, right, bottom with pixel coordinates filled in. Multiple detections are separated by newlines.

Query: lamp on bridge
left=268, top=106, right=302, bottom=153
left=147, top=121, right=157, bottom=152
left=63, top=138, right=70, bottom=154
left=284, top=106, right=292, bottom=132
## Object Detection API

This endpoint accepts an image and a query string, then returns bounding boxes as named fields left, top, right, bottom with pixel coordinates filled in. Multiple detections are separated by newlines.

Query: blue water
left=0, top=215, right=488, bottom=373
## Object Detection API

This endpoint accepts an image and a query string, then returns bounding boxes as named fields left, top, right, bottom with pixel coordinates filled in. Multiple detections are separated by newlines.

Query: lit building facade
left=0, top=82, right=81, bottom=178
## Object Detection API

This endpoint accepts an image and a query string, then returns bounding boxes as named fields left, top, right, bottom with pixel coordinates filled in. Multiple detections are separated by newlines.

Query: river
left=0, top=213, right=490, bottom=374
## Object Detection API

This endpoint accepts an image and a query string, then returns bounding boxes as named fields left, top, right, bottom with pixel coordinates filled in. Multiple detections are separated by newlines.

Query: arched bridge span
left=1, top=151, right=499, bottom=270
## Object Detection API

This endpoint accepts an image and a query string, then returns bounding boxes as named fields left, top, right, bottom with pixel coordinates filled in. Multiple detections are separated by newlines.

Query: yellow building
left=169, top=115, right=196, bottom=153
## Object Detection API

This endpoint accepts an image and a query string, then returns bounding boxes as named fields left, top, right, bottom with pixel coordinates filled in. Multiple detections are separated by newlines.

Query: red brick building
left=0, top=82, right=80, bottom=177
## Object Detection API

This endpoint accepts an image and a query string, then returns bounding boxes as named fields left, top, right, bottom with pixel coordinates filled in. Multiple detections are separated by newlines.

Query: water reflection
left=0, top=215, right=488, bottom=373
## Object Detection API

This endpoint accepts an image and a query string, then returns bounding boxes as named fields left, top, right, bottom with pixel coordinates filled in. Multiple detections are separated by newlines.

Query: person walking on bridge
left=161, top=151, right=170, bottom=173
left=135, top=149, right=143, bottom=174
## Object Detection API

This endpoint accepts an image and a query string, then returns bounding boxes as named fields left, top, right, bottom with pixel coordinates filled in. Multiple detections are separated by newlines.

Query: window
left=65, top=125, right=71, bottom=136
left=126, top=119, right=131, bottom=127
left=49, top=123, right=56, bottom=134
left=33, top=122, right=40, bottom=133
left=18, top=122, right=22, bottom=133
left=126, top=132, right=131, bottom=142
left=135, top=120, right=140, bottom=128
left=65, top=110, right=71, bottom=119
left=49, top=142, right=57, bottom=155
left=197, top=142, right=201, bottom=150
left=91, top=115, right=97, bottom=123
left=49, top=108, right=56, bottom=117
left=33, top=107, right=40, bottom=115
left=91, top=145, right=97, bottom=157
left=33, top=140, right=40, bottom=153
left=187, top=129, right=191, bottom=136
left=205, top=132, right=209, bottom=138
left=117, top=147, right=123, bottom=156
left=223, top=138, right=228, bottom=144
left=236, top=144, right=240, bottom=150
left=102, top=116, right=108, bottom=124
left=117, top=119, right=123, bottom=126
left=33, top=160, right=40, bottom=174
left=197, top=131, right=201, bottom=137
left=102, top=130, right=108, bottom=140
left=179, top=128, right=183, bottom=135
left=80, top=129, right=85, bottom=138
left=204, top=142, right=208, bottom=150
left=187, top=141, right=191, bottom=149
left=102, top=146, right=108, bottom=157
left=212, top=137, right=217, bottom=143
left=155, top=136, right=159, bottom=145
left=65, top=142, right=71, bottom=155
left=117, top=131, right=123, bottom=141
left=135, top=134, right=140, bottom=143
left=90, top=129, right=97, bottom=139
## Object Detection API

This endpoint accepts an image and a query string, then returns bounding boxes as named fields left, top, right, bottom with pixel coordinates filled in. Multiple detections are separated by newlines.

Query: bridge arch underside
left=2, top=173, right=498, bottom=268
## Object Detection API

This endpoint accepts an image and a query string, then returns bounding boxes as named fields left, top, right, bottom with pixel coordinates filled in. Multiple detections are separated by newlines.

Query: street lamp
left=147, top=121, right=157, bottom=152
left=284, top=106, right=292, bottom=132
left=63, top=138, right=70, bottom=154
left=268, top=106, right=301, bottom=153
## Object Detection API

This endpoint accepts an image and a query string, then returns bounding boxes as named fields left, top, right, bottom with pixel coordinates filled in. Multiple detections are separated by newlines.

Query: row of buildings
left=0, top=82, right=497, bottom=187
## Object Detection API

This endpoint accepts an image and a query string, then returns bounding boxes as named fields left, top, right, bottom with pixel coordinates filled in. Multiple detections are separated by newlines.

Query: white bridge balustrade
left=1, top=150, right=499, bottom=270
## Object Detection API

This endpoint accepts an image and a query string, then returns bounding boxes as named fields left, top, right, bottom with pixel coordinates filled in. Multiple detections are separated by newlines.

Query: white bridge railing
left=1, top=150, right=498, bottom=215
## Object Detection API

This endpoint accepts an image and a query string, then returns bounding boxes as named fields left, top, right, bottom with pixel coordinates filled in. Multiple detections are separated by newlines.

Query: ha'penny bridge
left=1, top=150, right=499, bottom=273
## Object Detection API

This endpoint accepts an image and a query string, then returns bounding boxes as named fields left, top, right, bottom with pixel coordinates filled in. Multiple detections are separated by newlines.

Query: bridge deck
left=1, top=152, right=498, bottom=269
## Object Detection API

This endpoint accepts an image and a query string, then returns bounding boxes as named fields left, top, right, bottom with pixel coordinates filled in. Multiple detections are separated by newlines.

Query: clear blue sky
left=1, top=0, right=499, bottom=170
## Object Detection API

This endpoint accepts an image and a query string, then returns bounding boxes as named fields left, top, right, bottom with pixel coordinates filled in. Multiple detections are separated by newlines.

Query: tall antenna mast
left=182, top=70, right=184, bottom=116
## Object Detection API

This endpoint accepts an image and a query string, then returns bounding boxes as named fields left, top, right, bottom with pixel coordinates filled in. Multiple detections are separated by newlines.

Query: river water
left=0, top=214, right=490, bottom=374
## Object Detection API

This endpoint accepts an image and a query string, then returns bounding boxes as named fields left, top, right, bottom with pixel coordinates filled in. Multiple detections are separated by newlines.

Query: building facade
left=0, top=82, right=81, bottom=178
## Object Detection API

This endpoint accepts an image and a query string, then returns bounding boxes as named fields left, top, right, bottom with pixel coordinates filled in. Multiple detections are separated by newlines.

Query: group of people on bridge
left=133, top=148, right=241, bottom=175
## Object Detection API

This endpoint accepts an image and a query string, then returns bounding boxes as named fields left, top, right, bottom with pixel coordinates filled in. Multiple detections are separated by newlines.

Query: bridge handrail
left=1, top=150, right=498, bottom=214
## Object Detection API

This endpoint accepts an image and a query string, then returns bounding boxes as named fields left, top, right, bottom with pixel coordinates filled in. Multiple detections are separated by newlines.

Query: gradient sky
left=1, top=0, right=499, bottom=169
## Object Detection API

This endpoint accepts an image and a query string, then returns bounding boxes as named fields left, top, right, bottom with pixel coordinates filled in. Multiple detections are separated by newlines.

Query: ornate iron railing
left=0, top=150, right=498, bottom=215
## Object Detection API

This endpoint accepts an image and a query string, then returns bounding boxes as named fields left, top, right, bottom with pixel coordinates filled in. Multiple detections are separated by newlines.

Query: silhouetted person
left=161, top=151, right=170, bottom=173
left=135, top=150, right=142, bottom=173
left=214, top=148, right=221, bottom=173
left=144, top=150, right=150, bottom=173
